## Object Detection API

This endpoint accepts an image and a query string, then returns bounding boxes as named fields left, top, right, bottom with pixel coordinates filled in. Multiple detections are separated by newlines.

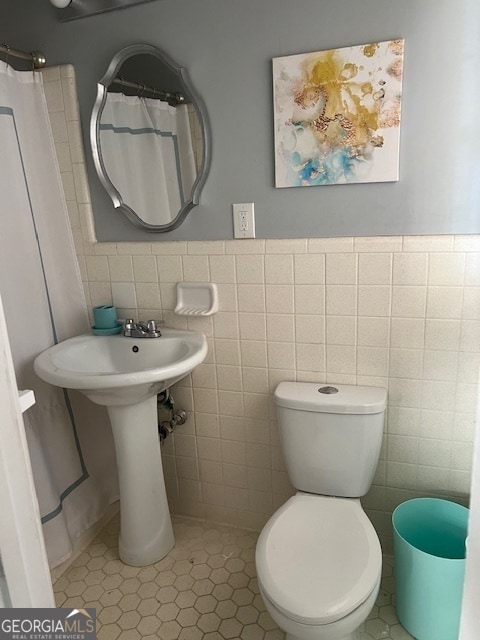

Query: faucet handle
left=146, top=319, right=163, bottom=337
left=146, top=319, right=165, bottom=328
left=122, top=318, right=136, bottom=337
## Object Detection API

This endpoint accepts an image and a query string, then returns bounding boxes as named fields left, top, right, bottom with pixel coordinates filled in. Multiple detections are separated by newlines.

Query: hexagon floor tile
left=53, top=515, right=414, bottom=640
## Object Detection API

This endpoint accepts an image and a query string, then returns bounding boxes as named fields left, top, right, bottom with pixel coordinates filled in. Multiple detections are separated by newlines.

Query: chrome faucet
left=123, top=319, right=162, bottom=338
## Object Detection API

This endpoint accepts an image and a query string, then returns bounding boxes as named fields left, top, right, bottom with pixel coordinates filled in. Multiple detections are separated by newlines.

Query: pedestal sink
left=34, top=328, right=207, bottom=566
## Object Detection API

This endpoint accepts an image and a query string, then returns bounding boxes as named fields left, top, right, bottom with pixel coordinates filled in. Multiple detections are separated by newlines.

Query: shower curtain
left=0, top=64, right=118, bottom=567
left=100, top=92, right=196, bottom=225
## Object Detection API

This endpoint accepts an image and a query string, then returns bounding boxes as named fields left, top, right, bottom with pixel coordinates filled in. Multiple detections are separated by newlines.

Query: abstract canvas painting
left=273, top=40, right=404, bottom=188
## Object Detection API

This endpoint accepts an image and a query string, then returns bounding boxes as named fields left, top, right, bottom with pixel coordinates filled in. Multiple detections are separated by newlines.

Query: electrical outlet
left=233, top=203, right=255, bottom=238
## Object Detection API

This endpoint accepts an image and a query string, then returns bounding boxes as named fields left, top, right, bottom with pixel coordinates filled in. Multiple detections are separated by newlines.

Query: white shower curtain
left=100, top=92, right=196, bottom=226
left=0, top=64, right=118, bottom=567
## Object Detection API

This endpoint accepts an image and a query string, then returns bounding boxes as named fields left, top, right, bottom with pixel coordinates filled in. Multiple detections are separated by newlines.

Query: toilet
left=255, top=382, right=387, bottom=640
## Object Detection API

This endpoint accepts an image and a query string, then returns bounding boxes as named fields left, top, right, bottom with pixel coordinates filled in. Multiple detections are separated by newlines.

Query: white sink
left=34, top=328, right=207, bottom=567
left=34, top=328, right=207, bottom=406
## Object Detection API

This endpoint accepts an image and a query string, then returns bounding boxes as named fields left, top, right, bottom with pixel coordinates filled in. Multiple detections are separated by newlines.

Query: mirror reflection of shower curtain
left=100, top=92, right=196, bottom=225
left=0, top=64, right=118, bottom=568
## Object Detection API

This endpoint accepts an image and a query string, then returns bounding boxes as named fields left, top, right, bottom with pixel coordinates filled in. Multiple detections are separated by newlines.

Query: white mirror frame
left=90, top=43, right=211, bottom=232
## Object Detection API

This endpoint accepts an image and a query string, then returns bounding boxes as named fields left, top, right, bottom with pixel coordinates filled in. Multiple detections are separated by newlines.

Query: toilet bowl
left=255, top=382, right=387, bottom=640
left=256, top=493, right=382, bottom=640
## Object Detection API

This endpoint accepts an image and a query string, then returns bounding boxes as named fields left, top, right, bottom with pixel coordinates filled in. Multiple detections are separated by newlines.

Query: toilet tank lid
left=274, top=382, right=387, bottom=414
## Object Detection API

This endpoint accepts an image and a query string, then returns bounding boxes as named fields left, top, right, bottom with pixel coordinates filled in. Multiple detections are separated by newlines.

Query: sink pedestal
left=33, top=329, right=208, bottom=567
left=107, top=395, right=174, bottom=566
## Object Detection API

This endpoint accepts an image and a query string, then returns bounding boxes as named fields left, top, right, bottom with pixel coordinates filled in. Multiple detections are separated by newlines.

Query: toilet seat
left=255, top=493, right=382, bottom=626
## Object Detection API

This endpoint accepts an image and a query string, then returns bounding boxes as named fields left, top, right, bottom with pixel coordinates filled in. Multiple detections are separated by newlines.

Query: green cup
left=93, top=305, right=118, bottom=329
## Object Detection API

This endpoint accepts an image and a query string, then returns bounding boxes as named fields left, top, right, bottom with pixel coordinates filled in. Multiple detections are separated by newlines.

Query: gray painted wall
left=2, top=0, right=480, bottom=241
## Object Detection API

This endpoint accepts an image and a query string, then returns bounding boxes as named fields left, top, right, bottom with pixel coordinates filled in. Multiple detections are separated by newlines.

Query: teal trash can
left=393, top=498, right=469, bottom=640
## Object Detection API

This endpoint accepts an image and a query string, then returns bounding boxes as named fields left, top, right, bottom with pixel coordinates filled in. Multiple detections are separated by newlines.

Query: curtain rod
left=110, top=77, right=186, bottom=106
left=0, top=43, right=46, bottom=70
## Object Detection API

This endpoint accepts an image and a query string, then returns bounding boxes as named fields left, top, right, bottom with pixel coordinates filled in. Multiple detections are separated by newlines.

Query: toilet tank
left=274, top=382, right=387, bottom=498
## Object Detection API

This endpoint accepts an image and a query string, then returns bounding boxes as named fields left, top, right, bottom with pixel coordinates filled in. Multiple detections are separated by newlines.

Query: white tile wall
left=46, top=66, right=479, bottom=554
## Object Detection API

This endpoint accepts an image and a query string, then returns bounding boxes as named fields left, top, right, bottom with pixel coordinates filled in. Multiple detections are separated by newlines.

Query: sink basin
left=34, top=327, right=207, bottom=567
left=34, top=328, right=207, bottom=406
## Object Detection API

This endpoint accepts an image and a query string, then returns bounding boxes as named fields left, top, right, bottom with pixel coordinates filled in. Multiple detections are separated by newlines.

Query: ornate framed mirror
left=90, top=43, right=211, bottom=232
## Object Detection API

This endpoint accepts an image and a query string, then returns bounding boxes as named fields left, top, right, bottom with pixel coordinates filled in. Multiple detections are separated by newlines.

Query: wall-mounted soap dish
left=174, top=282, right=218, bottom=316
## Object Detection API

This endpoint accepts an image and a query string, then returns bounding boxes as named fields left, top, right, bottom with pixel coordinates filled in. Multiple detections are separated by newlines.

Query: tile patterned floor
left=53, top=515, right=414, bottom=640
